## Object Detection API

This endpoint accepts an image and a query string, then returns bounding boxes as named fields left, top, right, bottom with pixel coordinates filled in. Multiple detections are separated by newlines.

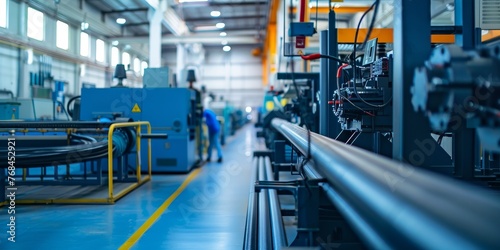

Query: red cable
left=300, top=54, right=321, bottom=60
left=337, top=64, right=349, bottom=78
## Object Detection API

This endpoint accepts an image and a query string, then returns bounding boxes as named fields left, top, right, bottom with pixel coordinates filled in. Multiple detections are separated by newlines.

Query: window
left=95, top=39, right=106, bottom=62
left=0, top=0, right=7, bottom=28
left=111, top=47, right=119, bottom=67
left=133, top=58, right=141, bottom=73
left=56, top=21, right=69, bottom=50
left=80, top=32, right=90, bottom=57
left=27, top=7, right=44, bottom=40
left=141, top=61, right=148, bottom=76
left=122, top=52, right=130, bottom=69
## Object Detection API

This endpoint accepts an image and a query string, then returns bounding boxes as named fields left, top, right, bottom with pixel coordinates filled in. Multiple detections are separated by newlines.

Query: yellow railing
left=106, top=121, right=152, bottom=203
left=1, top=121, right=153, bottom=205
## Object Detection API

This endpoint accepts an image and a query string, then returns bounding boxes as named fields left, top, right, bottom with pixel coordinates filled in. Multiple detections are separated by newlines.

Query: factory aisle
left=0, top=124, right=262, bottom=250
left=130, top=125, right=262, bottom=249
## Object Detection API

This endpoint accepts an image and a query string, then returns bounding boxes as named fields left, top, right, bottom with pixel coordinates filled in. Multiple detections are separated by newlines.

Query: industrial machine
left=246, top=0, right=500, bottom=249
left=80, top=87, right=200, bottom=173
left=412, top=44, right=500, bottom=177
left=330, top=39, right=393, bottom=156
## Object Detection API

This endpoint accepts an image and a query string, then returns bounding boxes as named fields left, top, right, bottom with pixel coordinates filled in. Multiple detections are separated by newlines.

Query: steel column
left=393, top=0, right=431, bottom=162
left=327, top=10, right=341, bottom=139
left=393, top=0, right=451, bottom=168
left=455, top=0, right=478, bottom=49
left=452, top=0, right=477, bottom=180
left=319, top=30, right=329, bottom=137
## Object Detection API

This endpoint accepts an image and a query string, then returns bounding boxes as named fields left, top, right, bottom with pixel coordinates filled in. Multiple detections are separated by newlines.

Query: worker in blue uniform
left=204, top=109, right=223, bottom=163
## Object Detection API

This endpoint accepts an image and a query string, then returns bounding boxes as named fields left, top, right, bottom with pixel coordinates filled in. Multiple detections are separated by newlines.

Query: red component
left=337, top=64, right=350, bottom=78
left=296, top=36, right=306, bottom=49
left=328, top=100, right=334, bottom=105
left=300, top=53, right=321, bottom=60
left=299, top=0, right=306, bottom=22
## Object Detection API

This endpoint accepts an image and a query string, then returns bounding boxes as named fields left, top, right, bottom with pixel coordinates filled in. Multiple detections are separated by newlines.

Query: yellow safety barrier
left=105, top=121, right=152, bottom=204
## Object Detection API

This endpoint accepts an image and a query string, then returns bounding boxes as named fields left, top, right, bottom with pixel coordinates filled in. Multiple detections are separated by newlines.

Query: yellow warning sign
left=132, top=103, right=141, bottom=113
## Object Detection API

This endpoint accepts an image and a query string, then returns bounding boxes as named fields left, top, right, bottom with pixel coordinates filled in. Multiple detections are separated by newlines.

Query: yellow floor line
left=119, top=168, right=202, bottom=250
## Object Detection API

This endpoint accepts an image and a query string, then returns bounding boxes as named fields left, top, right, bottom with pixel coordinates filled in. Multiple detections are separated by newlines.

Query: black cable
left=358, top=1, right=380, bottom=51
left=352, top=0, right=392, bottom=109
left=0, top=132, right=117, bottom=168
left=66, top=95, right=81, bottom=119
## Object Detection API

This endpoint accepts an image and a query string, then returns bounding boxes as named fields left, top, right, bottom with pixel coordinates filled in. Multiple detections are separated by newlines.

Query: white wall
left=0, top=0, right=147, bottom=99
left=0, top=44, right=19, bottom=96
left=162, top=45, right=265, bottom=108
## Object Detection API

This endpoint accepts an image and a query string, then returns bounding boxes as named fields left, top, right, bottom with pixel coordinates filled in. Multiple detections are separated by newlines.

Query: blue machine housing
left=80, top=87, right=198, bottom=173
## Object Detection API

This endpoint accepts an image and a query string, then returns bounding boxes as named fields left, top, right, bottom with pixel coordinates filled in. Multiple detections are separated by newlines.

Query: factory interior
left=1, top=0, right=500, bottom=249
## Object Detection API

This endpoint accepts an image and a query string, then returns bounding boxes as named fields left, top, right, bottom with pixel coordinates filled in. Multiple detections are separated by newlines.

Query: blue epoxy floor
left=0, top=125, right=263, bottom=249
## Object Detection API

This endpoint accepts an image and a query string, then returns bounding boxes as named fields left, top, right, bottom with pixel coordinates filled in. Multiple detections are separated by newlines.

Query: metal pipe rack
left=271, top=118, right=500, bottom=249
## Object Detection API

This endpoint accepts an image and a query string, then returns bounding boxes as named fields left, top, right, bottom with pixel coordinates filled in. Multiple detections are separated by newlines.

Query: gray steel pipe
left=243, top=157, right=259, bottom=250
left=271, top=118, right=500, bottom=249
left=258, top=157, right=272, bottom=250
left=264, top=156, right=288, bottom=249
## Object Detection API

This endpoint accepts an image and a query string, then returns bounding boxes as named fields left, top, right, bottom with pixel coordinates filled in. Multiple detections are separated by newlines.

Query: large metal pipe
left=271, top=118, right=500, bottom=249
left=258, top=157, right=271, bottom=249
left=264, top=156, right=288, bottom=249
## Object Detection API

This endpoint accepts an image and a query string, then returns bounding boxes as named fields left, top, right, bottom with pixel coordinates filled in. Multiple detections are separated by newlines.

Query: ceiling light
left=112, top=40, right=119, bottom=46
left=179, top=0, right=208, bottom=2
left=223, top=45, right=231, bottom=52
left=216, top=22, right=225, bottom=29
left=219, top=32, right=227, bottom=37
left=221, top=40, right=228, bottom=45
left=116, top=18, right=126, bottom=24
left=210, top=10, right=221, bottom=17
left=194, top=25, right=219, bottom=31
left=81, top=22, right=89, bottom=31
left=446, top=3, right=455, bottom=11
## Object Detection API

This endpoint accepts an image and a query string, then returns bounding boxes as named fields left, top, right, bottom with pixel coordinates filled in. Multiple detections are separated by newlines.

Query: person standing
left=203, top=109, right=223, bottom=163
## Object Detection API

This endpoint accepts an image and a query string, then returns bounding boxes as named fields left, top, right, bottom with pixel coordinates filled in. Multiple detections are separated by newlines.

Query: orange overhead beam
left=482, top=30, right=500, bottom=42
left=292, top=6, right=371, bottom=14
left=263, top=0, right=280, bottom=86
left=337, top=28, right=455, bottom=44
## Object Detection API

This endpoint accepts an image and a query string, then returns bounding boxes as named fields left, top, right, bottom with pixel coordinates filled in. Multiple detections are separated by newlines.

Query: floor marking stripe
left=119, top=168, right=202, bottom=249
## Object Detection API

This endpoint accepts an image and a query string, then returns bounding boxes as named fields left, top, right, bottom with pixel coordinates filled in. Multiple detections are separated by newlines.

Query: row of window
left=0, top=1, right=148, bottom=75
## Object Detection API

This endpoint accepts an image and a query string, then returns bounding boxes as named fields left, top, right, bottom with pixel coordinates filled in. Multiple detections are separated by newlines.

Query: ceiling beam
left=124, top=22, right=150, bottom=27
left=185, top=15, right=266, bottom=22
left=111, top=33, right=259, bottom=45
left=292, top=6, right=371, bottom=14
left=337, top=28, right=455, bottom=44
left=102, top=7, right=149, bottom=14
left=175, top=1, right=268, bottom=8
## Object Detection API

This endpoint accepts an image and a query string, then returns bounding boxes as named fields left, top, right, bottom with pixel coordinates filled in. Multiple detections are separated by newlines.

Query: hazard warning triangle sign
left=132, top=103, right=141, bottom=113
